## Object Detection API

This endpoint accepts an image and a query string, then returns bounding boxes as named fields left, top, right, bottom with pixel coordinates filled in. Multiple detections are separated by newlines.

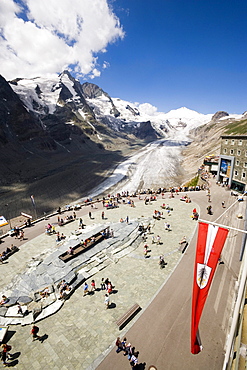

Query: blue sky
left=94, top=0, right=247, bottom=114
left=1, top=0, right=246, bottom=114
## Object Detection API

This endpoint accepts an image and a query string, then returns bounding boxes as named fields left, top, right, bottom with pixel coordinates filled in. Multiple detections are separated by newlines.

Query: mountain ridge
left=0, top=70, right=246, bottom=220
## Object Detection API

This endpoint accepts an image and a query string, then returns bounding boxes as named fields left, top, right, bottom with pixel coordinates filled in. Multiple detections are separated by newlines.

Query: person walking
left=1, top=344, right=12, bottom=366
left=89, top=211, right=92, bottom=219
left=101, top=211, right=104, bottom=220
left=1, top=347, right=8, bottom=367
left=83, top=282, right=89, bottom=296
left=31, top=324, right=41, bottom=341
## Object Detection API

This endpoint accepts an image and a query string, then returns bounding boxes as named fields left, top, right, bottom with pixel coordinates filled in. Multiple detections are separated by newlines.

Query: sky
left=0, top=0, right=247, bottom=114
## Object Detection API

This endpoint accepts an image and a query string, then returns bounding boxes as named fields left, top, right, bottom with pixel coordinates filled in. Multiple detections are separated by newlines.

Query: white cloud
left=0, top=0, right=124, bottom=79
left=138, top=103, right=158, bottom=116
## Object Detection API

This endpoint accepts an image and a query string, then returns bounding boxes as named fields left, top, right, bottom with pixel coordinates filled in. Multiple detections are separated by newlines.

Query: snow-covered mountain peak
left=9, top=72, right=214, bottom=138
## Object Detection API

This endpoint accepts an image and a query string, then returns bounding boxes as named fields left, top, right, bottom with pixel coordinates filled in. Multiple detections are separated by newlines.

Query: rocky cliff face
left=181, top=113, right=247, bottom=182
left=0, top=72, right=159, bottom=219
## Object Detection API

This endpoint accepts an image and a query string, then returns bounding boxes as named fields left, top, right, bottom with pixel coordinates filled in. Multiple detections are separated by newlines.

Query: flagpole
left=198, top=219, right=247, bottom=235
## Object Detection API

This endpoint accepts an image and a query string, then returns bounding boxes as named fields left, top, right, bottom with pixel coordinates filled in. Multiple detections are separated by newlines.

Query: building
left=218, top=135, right=247, bottom=193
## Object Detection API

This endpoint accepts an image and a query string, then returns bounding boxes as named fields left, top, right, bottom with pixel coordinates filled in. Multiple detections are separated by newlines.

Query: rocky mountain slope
left=182, top=112, right=247, bottom=181
left=1, top=69, right=244, bottom=221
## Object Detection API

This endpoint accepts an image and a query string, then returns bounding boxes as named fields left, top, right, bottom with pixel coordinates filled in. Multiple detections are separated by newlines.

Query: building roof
left=221, top=135, right=247, bottom=139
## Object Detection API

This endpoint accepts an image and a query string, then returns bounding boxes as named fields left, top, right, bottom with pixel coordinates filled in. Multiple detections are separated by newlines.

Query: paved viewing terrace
left=0, top=178, right=245, bottom=369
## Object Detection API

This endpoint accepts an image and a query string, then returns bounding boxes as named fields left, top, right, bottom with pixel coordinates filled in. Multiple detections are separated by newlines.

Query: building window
left=223, top=148, right=227, bottom=154
left=236, top=160, right=239, bottom=166
left=245, top=162, right=247, bottom=168
left=230, top=149, right=234, bottom=155
left=235, top=170, right=238, bottom=176
left=231, top=139, right=235, bottom=145
left=237, top=150, right=241, bottom=156
left=242, top=172, right=246, bottom=179
left=225, top=139, right=228, bottom=144
left=246, top=151, right=247, bottom=157
left=239, top=140, right=243, bottom=145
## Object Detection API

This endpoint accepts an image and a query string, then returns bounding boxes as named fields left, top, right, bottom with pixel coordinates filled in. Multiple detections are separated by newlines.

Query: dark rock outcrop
left=212, top=111, right=229, bottom=121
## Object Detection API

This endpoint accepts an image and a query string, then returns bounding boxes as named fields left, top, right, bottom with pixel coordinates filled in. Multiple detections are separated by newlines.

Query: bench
left=58, top=227, right=110, bottom=262
left=58, top=218, right=75, bottom=227
left=116, top=303, right=141, bottom=330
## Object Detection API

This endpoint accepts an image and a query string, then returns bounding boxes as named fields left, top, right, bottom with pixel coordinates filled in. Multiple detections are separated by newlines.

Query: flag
left=30, top=195, right=36, bottom=208
left=191, top=221, right=229, bottom=354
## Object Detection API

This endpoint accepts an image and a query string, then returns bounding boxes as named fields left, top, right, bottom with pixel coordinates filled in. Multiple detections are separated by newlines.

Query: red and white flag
left=191, top=221, right=229, bottom=354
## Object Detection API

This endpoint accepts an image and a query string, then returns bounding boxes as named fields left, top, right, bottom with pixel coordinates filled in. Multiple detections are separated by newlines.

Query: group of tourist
left=82, top=278, right=114, bottom=309
left=115, top=337, right=140, bottom=368
left=0, top=244, right=18, bottom=263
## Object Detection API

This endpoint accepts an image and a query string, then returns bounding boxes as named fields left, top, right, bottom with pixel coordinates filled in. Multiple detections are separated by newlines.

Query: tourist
left=159, top=255, right=166, bottom=269
left=107, top=281, right=113, bottom=294
left=1, top=344, right=12, bottom=366
left=179, top=236, right=187, bottom=245
left=0, top=296, right=9, bottom=305
left=104, top=294, right=110, bottom=309
left=91, top=280, right=96, bottom=292
left=121, top=337, right=127, bottom=352
left=207, top=205, right=212, bottom=215
left=56, top=232, right=61, bottom=242
left=115, top=337, right=122, bottom=353
left=67, top=247, right=74, bottom=255
left=101, top=278, right=105, bottom=290
left=17, top=229, right=24, bottom=240
left=165, top=222, right=172, bottom=231
left=83, top=282, right=89, bottom=296
left=30, top=325, right=40, bottom=341
left=17, top=304, right=23, bottom=315
left=40, top=287, right=50, bottom=298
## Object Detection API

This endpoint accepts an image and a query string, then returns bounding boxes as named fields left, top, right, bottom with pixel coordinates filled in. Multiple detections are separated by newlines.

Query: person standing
left=104, top=294, right=110, bottom=309
left=101, top=211, right=104, bottom=220
left=115, top=337, right=122, bottom=353
left=107, top=281, right=113, bottom=294
left=100, top=278, right=105, bottom=291
left=89, top=211, right=92, bottom=219
left=91, top=280, right=96, bottom=292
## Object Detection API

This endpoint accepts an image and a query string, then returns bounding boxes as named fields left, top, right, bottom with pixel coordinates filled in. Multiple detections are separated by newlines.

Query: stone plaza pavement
left=0, top=193, right=199, bottom=369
